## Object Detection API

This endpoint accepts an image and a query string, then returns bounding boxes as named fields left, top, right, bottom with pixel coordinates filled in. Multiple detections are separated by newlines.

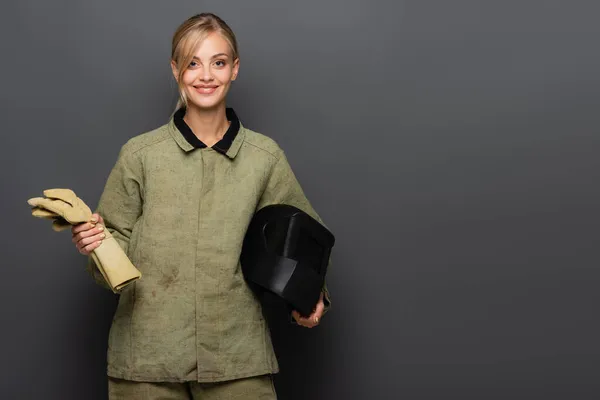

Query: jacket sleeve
left=256, top=149, right=332, bottom=319
left=86, top=143, right=144, bottom=290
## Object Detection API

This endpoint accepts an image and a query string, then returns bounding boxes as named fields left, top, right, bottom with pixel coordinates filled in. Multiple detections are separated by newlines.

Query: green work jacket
left=87, top=114, right=331, bottom=383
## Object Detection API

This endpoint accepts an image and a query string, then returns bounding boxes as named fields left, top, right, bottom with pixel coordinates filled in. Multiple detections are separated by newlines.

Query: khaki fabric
left=30, top=207, right=72, bottom=232
left=88, top=117, right=331, bottom=383
left=28, top=189, right=142, bottom=292
left=28, top=188, right=92, bottom=224
left=52, top=217, right=72, bottom=232
left=108, top=375, right=276, bottom=400
left=31, top=206, right=61, bottom=219
left=90, top=228, right=142, bottom=292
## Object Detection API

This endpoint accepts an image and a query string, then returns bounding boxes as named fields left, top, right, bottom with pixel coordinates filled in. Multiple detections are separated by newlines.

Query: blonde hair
left=171, top=13, right=239, bottom=110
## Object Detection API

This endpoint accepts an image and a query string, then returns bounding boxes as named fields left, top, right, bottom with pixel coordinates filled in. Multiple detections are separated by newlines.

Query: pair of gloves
left=28, top=188, right=141, bottom=293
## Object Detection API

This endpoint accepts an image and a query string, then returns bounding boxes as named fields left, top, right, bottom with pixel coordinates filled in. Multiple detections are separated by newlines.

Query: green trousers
left=108, top=374, right=277, bottom=400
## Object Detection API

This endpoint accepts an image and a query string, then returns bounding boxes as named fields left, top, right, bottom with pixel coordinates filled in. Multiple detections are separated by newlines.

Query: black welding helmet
left=241, top=204, right=335, bottom=317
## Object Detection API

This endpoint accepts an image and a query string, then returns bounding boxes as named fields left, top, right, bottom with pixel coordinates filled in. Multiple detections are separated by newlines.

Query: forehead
left=191, top=32, right=233, bottom=58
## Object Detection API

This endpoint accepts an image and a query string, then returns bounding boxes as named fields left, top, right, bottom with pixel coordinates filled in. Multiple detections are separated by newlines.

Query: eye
left=188, top=60, right=199, bottom=68
left=214, top=60, right=226, bottom=67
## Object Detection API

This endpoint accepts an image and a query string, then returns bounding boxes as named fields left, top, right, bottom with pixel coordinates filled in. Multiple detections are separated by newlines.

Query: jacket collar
left=168, top=107, right=244, bottom=159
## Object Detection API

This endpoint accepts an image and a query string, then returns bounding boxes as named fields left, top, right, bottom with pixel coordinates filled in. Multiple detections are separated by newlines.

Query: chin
left=188, top=97, right=225, bottom=110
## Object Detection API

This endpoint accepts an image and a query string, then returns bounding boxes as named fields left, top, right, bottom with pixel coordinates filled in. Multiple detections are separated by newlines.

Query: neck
left=183, top=104, right=230, bottom=147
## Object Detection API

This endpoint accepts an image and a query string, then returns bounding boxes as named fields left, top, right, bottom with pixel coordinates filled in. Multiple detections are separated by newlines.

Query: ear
left=170, top=60, right=179, bottom=82
left=231, top=58, right=240, bottom=81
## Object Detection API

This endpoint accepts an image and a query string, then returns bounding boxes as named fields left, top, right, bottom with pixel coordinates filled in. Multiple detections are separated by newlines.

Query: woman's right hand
left=71, top=213, right=106, bottom=256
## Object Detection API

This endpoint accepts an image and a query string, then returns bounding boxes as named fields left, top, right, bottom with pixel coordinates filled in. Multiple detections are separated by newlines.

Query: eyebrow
left=192, top=53, right=230, bottom=60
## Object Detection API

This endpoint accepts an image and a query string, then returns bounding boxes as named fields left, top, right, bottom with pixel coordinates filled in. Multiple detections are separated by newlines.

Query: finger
left=293, top=311, right=310, bottom=323
left=292, top=311, right=308, bottom=326
left=71, top=221, right=97, bottom=235
left=92, top=213, right=104, bottom=226
left=312, top=300, right=325, bottom=323
left=301, top=319, right=316, bottom=328
left=76, top=232, right=106, bottom=250
left=292, top=311, right=316, bottom=328
left=302, top=297, right=326, bottom=326
left=72, top=213, right=103, bottom=234
left=291, top=310, right=302, bottom=323
left=80, top=240, right=103, bottom=255
left=72, top=225, right=105, bottom=243
left=76, top=231, right=106, bottom=247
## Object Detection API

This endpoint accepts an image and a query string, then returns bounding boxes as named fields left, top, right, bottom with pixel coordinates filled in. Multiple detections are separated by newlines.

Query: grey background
left=2, top=0, right=599, bottom=399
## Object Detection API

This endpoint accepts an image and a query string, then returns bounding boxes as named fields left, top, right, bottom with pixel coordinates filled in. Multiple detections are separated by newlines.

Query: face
left=171, top=32, right=239, bottom=111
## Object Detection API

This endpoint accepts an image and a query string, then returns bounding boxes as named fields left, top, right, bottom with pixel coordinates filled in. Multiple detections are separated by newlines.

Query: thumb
left=90, top=213, right=103, bottom=224
left=315, top=299, right=325, bottom=316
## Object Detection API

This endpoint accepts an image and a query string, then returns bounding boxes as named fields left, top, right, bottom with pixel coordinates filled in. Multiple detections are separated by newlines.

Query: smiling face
left=171, top=31, right=239, bottom=111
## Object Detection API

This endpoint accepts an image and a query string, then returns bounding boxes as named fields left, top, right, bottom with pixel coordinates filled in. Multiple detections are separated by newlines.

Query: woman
left=71, top=13, right=331, bottom=400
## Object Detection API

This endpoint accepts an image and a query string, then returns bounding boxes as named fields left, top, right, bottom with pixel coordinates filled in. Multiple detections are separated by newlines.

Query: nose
left=200, top=66, right=213, bottom=82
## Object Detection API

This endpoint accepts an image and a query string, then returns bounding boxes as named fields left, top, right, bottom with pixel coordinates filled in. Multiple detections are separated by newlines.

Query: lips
left=194, top=85, right=218, bottom=95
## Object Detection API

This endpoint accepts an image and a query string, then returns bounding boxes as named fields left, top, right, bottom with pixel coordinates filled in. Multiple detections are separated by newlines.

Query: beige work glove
left=28, top=188, right=142, bottom=293
left=30, top=206, right=73, bottom=232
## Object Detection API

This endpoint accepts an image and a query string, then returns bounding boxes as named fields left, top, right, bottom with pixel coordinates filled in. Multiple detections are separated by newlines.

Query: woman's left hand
left=292, top=292, right=325, bottom=328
